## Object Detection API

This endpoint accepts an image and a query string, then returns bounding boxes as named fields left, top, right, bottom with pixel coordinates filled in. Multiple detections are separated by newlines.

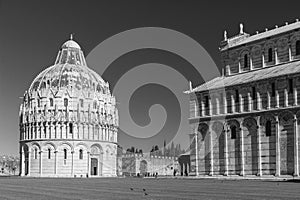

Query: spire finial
left=70, top=33, right=73, bottom=40
left=240, top=23, right=244, bottom=34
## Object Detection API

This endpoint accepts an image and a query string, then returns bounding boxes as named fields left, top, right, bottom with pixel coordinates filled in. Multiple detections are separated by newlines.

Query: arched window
left=266, top=120, right=272, bottom=136
left=231, top=126, right=237, bottom=139
left=64, top=98, right=68, bottom=107
left=48, top=148, right=51, bottom=159
left=69, top=123, right=73, bottom=134
left=49, top=98, right=53, bottom=107
left=244, top=54, right=248, bottom=69
left=79, top=149, right=83, bottom=160
left=268, top=48, right=273, bottom=62
left=296, top=40, right=300, bottom=56
left=64, top=149, right=67, bottom=160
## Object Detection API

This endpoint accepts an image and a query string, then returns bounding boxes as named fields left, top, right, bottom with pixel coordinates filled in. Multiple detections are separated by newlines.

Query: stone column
left=71, top=151, right=74, bottom=177
left=223, top=93, right=227, bottom=114
left=238, top=59, right=241, bottom=73
left=35, top=123, right=38, bottom=139
left=209, top=130, right=214, bottom=176
left=49, top=123, right=52, bottom=139
left=201, top=98, right=205, bottom=116
left=275, top=116, right=280, bottom=176
left=250, top=55, right=253, bottom=70
left=73, top=123, right=76, bottom=139
left=257, top=91, right=261, bottom=110
left=294, top=115, right=299, bottom=176
left=294, top=87, right=298, bottom=106
left=248, top=92, right=252, bottom=111
left=262, top=51, right=265, bottom=68
left=54, top=150, right=57, bottom=175
left=240, top=127, right=245, bottom=176
left=276, top=90, right=280, bottom=108
left=284, top=89, right=289, bottom=107
left=27, top=151, right=31, bottom=176
left=224, top=125, right=229, bottom=176
left=216, top=98, right=220, bottom=115
left=231, top=95, right=235, bottom=113
left=66, top=122, right=69, bottom=139
left=240, top=94, right=244, bottom=113
left=54, top=122, right=57, bottom=139
left=195, top=132, right=198, bottom=176
left=275, top=48, right=279, bottom=65
left=77, top=123, right=80, bottom=139
left=60, top=122, right=64, bottom=139
left=39, top=123, right=42, bottom=139
left=87, top=152, right=91, bottom=177
left=267, top=91, right=271, bottom=109
left=28, top=123, right=31, bottom=140
left=257, top=117, right=262, bottom=176
left=45, top=122, right=49, bottom=139
left=209, top=98, right=212, bottom=116
left=289, top=45, right=292, bottom=61
left=21, top=148, right=25, bottom=176
left=40, top=150, right=43, bottom=176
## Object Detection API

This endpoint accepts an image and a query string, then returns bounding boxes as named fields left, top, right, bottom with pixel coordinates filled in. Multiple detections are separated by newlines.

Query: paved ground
left=0, top=177, right=299, bottom=200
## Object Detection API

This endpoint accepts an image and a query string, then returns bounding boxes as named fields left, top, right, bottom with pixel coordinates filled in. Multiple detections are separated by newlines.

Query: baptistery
left=19, top=36, right=119, bottom=177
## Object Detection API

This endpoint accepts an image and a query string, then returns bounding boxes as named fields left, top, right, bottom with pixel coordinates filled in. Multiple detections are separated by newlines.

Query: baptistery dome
left=19, top=36, right=119, bottom=177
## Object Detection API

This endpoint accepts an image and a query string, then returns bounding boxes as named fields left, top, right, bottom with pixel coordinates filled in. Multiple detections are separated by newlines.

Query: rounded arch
left=239, top=48, right=250, bottom=57
left=264, top=41, right=275, bottom=50
left=276, top=37, right=289, bottom=50
left=251, top=45, right=262, bottom=56
left=240, top=49, right=250, bottom=70
left=211, top=121, right=224, bottom=137
left=291, top=33, right=300, bottom=43
left=260, top=113, right=276, bottom=125
left=57, top=141, right=74, bottom=151
left=227, top=119, right=240, bottom=129
left=75, top=142, right=89, bottom=151
left=30, top=142, right=41, bottom=151
left=21, top=143, right=29, bottom=152
left=41, top=142, right=56, bottom=151
left=242, top=117, right=257, bottom=130
left=198, top=123, right=209, bottom=141
left=105, top=144, right=113, bottom=155
left=279, top=110, right=294, bottom=125
left=90, top=143, right=103, bottom=155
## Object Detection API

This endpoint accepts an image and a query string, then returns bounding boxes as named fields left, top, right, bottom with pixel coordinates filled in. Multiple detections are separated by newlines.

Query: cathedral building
left=188, top=20, right=300, bottom=177
left=19, top=36, right=119, bottom=177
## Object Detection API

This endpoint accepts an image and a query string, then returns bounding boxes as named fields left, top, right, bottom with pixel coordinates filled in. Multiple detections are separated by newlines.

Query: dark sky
left=1, top=0, right=300, bottom=155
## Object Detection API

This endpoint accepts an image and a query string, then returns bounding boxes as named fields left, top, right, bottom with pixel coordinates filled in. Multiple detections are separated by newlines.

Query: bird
left=144, top=193, right=148, bottom=196
left=143, top=188, right=146, bottom=191
left=130, top=188, right=134, bottom=191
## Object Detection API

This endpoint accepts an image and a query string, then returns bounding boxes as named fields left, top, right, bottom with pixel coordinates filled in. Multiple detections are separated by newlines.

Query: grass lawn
left=0, top=177, right=299, bottom=200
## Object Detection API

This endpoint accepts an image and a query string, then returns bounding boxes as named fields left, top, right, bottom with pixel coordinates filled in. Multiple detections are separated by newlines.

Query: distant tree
left=126, top=148, right=132, bottom=153
left=138, top=149, right=143, bottom=154
left=130, top=146, right=135, bottom=153
left=170, top=142, right=175, bottom=157
left=150, top=146, right=155, bottom=152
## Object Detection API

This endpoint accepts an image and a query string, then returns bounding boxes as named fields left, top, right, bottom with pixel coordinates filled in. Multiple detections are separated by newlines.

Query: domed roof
left=61, top=39, right=81, bottom=49
left=28, top=37, right=109, bottom=96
